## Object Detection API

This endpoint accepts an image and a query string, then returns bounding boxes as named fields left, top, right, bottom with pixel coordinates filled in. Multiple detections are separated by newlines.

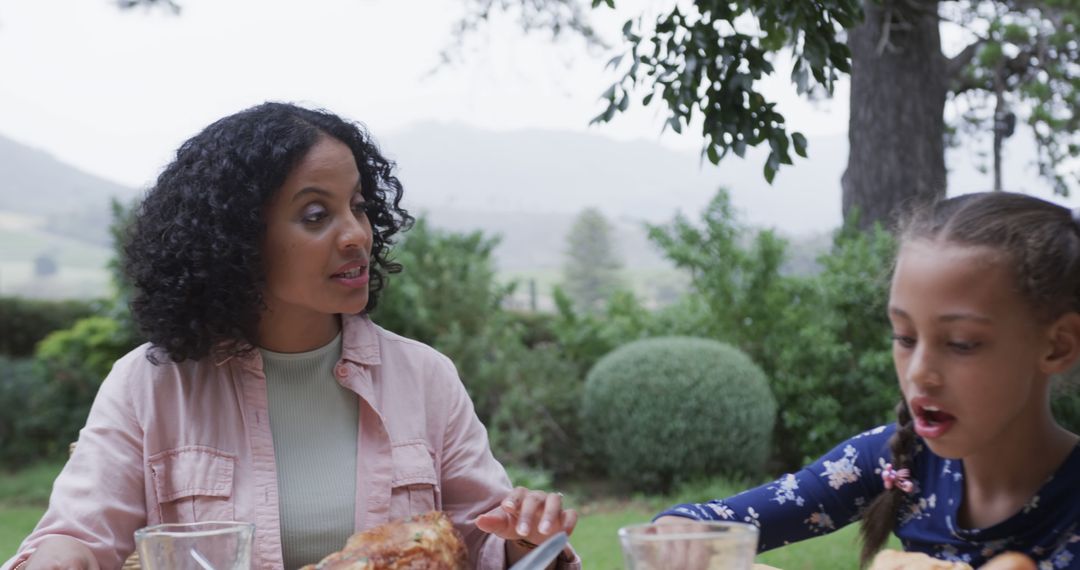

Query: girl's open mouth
left=912, top=402, right=956, bottom=439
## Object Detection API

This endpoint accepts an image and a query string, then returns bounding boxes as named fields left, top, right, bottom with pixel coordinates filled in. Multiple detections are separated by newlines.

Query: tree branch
left=946, top=39, right=984, bottom=80
left=116, top=0, right=180, bottom=13
left=951, top=73, right=988, bottom=96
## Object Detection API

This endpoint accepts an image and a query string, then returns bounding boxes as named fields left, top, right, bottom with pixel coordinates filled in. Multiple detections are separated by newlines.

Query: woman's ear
left=1041, top=312, right=1080, bottom=375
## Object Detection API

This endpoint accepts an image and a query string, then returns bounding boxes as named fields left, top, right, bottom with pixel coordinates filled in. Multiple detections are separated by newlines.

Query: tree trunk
left=841, top=0, right=948, bottom=232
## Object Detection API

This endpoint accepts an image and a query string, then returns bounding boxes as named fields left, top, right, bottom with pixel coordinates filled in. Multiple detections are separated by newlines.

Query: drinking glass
left=618, top=521, right=758, bottom=570
left=135, top=521, right=254, bottom=570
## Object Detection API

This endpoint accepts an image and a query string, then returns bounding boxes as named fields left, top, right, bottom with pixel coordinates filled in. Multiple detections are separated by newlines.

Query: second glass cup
left=618, top=520, right=759, bottom=570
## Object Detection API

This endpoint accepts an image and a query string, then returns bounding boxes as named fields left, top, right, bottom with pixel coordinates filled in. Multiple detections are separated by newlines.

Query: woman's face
left=260, top=135, right=372, bottom=335
left=888, top=240, right=1052, bottom=460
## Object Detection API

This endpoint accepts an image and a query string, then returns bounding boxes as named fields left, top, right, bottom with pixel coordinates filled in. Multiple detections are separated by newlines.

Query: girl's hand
left=980, top=552, right=1037, bottom=570
left=21, top=536, right=99, bottom=570
left=476, top=487, right=577, bottom=563
left=654, top=515, right=694, bottom=525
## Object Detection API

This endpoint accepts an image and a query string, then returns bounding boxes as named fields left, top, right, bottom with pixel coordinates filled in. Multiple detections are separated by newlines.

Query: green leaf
left=791, top=60, right=810, bottom=94
left=1003, top=23, right=1030, bottom=44
left=668, top=116, right=683, bottom=134
left=792, top=132, right=808, bottom=158
left=733, top=139, right=748, bottom=158
left=978, top=42, right=1004, bottom=67
left=707, top=144, right=721, bottom=165
left=764, top=164, right=776, bottom=184
left=766, top=150, right=781, bottom=172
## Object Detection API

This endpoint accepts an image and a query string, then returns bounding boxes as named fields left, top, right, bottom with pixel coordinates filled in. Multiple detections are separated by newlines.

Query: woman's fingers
left=515, top=490, right=546, bottom=536
left=560, top=509, right=578, bottom=535
left=500, top=486, right=529, bottom=515
left=487, top=487, right=577, bottom=545
left=475, top=507, right=513, bottom=536
left=538, top=492, right=563, bottom=534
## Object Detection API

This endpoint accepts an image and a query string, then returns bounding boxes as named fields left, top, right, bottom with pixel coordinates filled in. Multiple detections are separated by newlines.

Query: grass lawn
left=0, top=460, right=63, bottom=560
left=0, top=463, right=894, bottom=568
left=0, top=507, right=44, bottom=559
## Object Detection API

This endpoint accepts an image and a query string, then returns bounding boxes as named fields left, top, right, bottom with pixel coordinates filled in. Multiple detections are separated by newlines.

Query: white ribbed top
left=260, top=333, right=358, bottom=569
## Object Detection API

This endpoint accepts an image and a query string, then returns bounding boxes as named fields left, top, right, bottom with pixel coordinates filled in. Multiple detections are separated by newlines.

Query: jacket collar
left=217, top=313, right=381, bottom=368
left=340, top=313, right=381, bottom=366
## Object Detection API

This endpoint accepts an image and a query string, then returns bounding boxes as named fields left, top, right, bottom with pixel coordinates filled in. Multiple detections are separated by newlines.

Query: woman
left=5, top=102, right=578, bottom=570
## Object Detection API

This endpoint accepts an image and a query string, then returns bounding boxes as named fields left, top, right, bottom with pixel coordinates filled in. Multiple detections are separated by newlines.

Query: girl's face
left=889, top=241, right=1053, bottom=460
left=260, top=135, right=372, bottom=334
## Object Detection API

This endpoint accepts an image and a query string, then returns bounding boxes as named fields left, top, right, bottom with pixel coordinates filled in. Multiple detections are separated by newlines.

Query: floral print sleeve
left=656, top=425, right=894, bottom=552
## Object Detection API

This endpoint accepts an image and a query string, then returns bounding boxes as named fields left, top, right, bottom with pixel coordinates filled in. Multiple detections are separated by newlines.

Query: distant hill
left=380, top=122, right=849, bottom=236
left=0, top=133, right=140, bottom=245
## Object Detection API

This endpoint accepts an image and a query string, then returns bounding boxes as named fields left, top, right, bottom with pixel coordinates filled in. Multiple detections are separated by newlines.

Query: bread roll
left=300, top=511, right=467, bottom=570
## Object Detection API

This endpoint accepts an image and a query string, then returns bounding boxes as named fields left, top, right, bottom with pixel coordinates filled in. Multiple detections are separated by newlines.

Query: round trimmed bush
left=583, top=336, right=777, bottom=492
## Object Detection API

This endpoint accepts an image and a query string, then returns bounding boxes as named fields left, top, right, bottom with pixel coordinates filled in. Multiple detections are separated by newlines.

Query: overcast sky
left=0, top=0, right=850, bottom=188
left=1, top=0, right=1075, bottom=231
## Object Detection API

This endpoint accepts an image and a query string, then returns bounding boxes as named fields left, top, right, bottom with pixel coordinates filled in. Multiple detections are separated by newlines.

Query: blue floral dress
left=658, top=425, right=1080, bottom=569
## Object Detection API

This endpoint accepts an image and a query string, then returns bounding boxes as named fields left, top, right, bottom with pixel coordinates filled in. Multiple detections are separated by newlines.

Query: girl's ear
left=1041, top=312, right=1080, bottom=375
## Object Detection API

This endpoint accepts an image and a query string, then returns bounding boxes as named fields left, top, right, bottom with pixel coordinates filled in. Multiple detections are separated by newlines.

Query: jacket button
left=335, top=365, right=347, bottom=378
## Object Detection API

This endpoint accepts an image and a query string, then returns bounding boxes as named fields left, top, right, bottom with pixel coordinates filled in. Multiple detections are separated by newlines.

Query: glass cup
left=618, top=521, right=759, bottom=570
left=135, top=521, right=255, bottom=570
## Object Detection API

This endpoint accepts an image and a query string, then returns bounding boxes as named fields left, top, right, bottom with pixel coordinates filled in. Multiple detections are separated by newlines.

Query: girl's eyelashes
left=947, top=340, right=981, bottom=354
left=889, top=332, right=981, bottom=354
left=891, top=334, right=916, bottom=349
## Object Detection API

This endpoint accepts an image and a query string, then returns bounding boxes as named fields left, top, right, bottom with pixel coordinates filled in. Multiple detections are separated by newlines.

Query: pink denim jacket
left=4, top=315, right=580, bottom=569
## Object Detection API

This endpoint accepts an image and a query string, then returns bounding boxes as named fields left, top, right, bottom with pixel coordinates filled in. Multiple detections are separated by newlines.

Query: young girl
left=4, top=103, right=578, bottom=570
left=656, top=192, right=1080, bottom=568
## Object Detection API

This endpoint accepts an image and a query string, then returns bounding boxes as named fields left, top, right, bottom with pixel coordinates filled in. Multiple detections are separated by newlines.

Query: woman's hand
left=20, top=536, right=99, bottom=570
left=476, top=487, right=578, bottom=565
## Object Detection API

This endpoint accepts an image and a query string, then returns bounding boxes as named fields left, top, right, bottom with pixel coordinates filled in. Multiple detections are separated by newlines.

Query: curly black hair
left=124, top=102, right=413, bottom=363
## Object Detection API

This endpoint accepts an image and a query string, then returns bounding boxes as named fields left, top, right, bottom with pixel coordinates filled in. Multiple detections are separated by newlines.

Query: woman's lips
left=331, top=265, right=369, bottom=289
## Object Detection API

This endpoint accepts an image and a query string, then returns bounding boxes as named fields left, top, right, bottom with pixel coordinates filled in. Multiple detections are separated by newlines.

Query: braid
left=859, top=400, right=917, bottom=567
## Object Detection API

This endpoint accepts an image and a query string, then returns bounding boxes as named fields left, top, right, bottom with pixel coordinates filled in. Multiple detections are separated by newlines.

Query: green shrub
left=374, top=217, right=507, bottom=348
left=0, top=297, right=100, bottom=357
left=25, top=316, right=138, bottom=459
left=0, top=357, right=48, bottom=463
left=550, top=288, right=714, bottom=377
left=504, top=464, right=554, bottom=491
left=431, top=320, right=587, bottom=478
left=583, top=337, right=777, bottom=493
left=764, top=225, right=898, bottom=467
left=646, top=189, right=899, bottom=469
left=646, top=190, right=790, bottom=355
left=1052, top=369, right=1080, bottom=433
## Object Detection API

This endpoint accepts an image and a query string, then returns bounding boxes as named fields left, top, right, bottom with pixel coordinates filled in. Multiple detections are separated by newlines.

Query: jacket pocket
left=149, top=446, right=236, bottom=523
left=390, top=440, right=440, bottom=518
